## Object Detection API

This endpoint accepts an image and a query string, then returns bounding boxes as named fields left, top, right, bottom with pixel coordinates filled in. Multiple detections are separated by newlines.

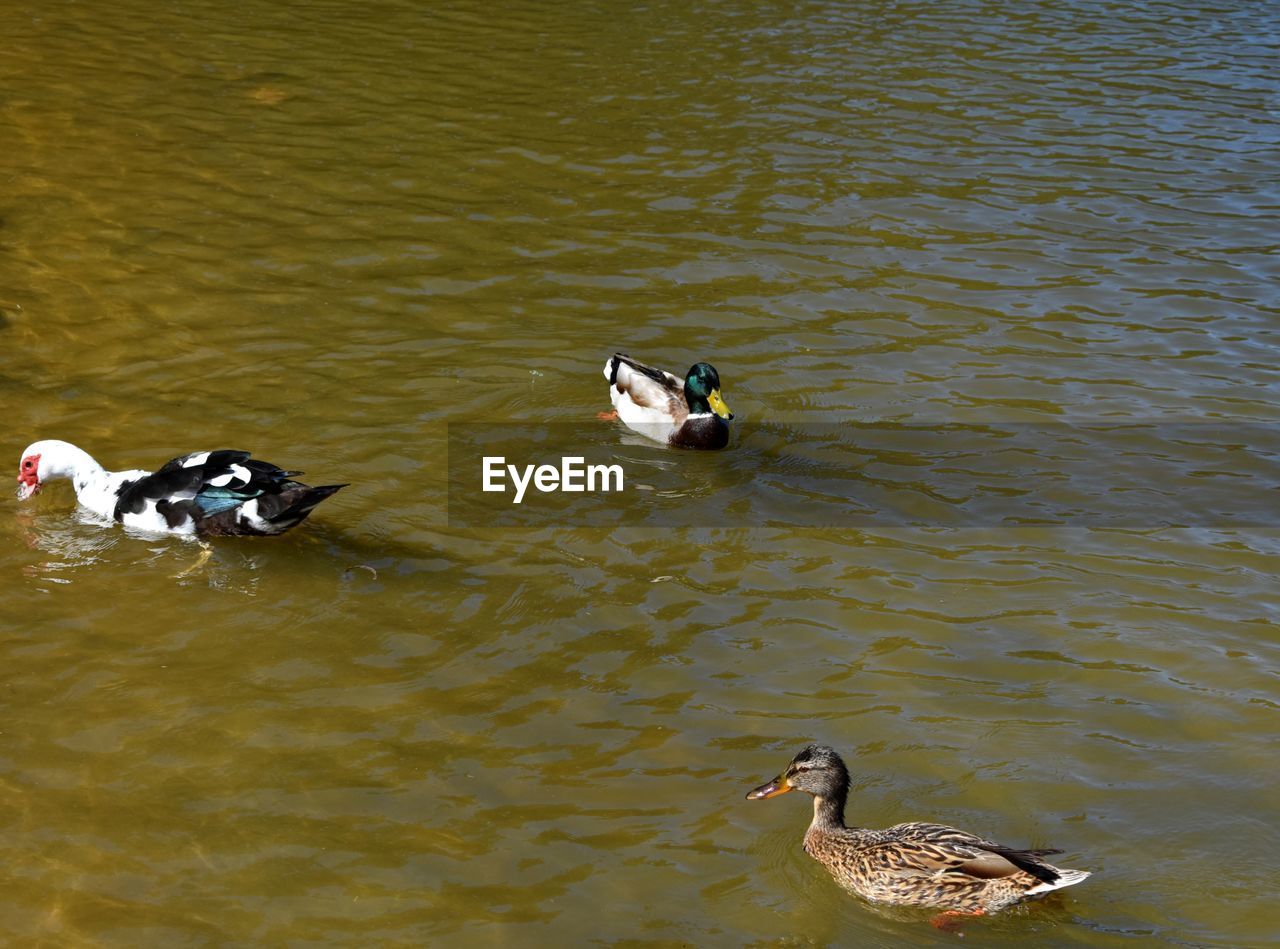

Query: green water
left=3, top=0, right=1278, bottom=945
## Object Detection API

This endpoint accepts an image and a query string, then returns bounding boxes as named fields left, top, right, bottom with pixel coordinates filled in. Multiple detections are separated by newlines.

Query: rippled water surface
left=3, top=0, right=1278, bottom=945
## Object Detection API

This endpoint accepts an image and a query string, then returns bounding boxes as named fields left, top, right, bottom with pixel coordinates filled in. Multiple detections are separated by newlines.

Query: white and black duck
left=602, top=353, right=734, bottom=449
left=16, top=439, right=346, bottom=536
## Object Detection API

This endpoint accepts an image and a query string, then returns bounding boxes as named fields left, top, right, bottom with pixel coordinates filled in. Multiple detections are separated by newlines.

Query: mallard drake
left=747, top=745, right=1090, bottom=916
left=602, top=353, right=733, bottom=449
left=16, top=439, right=346, bottom=536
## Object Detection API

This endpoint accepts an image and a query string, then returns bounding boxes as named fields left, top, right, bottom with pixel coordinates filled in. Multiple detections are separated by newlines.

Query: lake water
left=2, top=0, right=1277, bottom=945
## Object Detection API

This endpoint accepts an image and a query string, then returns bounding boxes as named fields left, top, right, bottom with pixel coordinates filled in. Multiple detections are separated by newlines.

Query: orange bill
left=745, top=775, right=791, bottom=800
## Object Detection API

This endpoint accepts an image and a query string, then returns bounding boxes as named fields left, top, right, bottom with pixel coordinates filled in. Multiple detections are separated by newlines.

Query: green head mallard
left=603, top=353, right=733, bottom=449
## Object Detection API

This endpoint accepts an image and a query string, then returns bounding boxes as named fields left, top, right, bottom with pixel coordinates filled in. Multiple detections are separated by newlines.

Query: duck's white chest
left=72, top=469, right=145, bottom=520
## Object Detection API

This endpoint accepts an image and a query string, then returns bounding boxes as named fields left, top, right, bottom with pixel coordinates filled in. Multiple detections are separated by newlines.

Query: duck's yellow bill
left=709, top=389, right=733, bottom=420
left=745, top=776, right=791, bottom=800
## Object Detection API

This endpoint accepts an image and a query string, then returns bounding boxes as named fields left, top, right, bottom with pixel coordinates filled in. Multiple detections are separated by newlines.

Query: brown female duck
left=746, top=744, right=1090, bottom=916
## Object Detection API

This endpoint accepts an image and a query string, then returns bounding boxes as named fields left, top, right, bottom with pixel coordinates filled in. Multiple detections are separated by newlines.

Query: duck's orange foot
left=596, top=410, right=619, bottom=421
left=930, top=908, right=986, bottom=934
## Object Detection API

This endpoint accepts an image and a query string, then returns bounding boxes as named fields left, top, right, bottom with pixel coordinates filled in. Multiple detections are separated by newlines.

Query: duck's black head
left=746, top=744, right=851, bottom=810
left=684, top=362, right=733, bottom=421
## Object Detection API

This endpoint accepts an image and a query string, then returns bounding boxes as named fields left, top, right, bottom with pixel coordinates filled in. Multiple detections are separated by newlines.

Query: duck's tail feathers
left=604, top=353, right=673, bottom=389
left=1025, top=867, right=1091, bottom=896
left=604, top=353, right=630, bottom=384
left=266, top=484, right=348, bottom=528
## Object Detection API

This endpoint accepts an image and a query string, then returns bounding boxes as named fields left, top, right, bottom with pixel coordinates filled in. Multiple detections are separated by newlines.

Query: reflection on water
left=3, top=0, right=1279, bottom=945
left=15, top=508, right=122, bottom=582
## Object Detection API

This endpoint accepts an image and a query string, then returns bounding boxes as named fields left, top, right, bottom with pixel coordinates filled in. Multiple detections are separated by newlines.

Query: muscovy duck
left=601, top=353, right=734, bottom=449
left=16, top=439, right=346, bottom=536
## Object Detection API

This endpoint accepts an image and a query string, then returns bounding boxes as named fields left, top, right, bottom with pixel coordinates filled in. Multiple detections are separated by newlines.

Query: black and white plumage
left=16, top=439, right=346, bottom=536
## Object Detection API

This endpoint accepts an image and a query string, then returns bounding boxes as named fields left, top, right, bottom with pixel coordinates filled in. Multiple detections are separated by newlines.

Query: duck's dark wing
left=113, top=450, right=302, bottom=520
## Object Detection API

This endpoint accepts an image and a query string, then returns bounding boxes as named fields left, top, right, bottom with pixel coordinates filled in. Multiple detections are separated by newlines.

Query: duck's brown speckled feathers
left=748, top=744, right=1090, bottom=913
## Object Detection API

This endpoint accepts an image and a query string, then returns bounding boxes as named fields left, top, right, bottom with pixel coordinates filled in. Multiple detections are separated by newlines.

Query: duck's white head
left=16, top=440, right=84, bottom=500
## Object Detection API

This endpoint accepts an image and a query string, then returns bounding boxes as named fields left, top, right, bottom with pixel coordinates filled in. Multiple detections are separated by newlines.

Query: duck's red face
left=17, top=453, right=41, bottom=499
